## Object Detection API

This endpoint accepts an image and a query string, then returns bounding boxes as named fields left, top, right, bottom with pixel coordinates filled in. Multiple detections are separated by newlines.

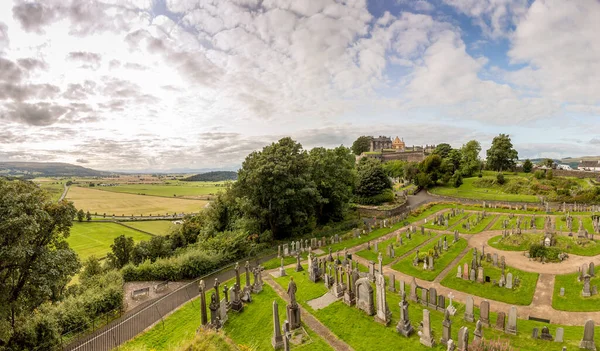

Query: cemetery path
left=433, top=246, right=470, bottom=284
left=529, top=274, right=554, bottom=315
left=467, top=230, right=599, bottom=274
left=263, top=275, right=355, bottom=351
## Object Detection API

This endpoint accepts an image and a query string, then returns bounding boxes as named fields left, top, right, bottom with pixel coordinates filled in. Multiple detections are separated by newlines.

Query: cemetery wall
left=357, top=202, right=410, bottom=218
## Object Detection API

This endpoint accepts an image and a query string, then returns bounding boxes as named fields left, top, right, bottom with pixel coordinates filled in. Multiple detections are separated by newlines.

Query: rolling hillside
left=0, top=162, right=114, bottom=177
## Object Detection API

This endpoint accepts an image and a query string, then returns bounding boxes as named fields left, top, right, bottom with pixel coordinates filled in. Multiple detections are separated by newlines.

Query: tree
left=447, top=149, right=462, bottom=173
left=80, top=256, right=103, bottom=281
left=351, top=136, right=372, bottom=155
left=382, top=160, right=405, bottom=179
left=108, top=235, right=134, bottom=268
left=308, top=146, right=356, bottom=224
left=233, top=137, right=318, bottom=239
left=523, top=159, right=533, bottom=173
left=496, top=173, right=506, bottom=185
left=432, top=143, right=452, bottom=159
left=451, top=172, right=463, bottom=188
left=541, top=158, right=554, bottom=168
left=460, top=140, right=481, bottom=177
left=419, top=154, right=444, bottom=184
left=0, top=179, right=79, bottom=331
left=355, top=157, right=392, bottom=198
left=486, top=134, right=518, bottom=171
left=86, top=211, right=92, bottom=222
left=77, top=209, right=85, bottom=222
left=404, top=162, right=419, bottom=183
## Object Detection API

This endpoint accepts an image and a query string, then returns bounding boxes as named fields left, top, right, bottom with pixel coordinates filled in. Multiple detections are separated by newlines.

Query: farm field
left=67, top=222, right=152, bottom=259
left=94, top=181, right=226, bottom=199
left=66, top=186, right=207, bottom=215
left=35, top=181, right=65, bottom=202
left=122, top=220, right=178, bottom=236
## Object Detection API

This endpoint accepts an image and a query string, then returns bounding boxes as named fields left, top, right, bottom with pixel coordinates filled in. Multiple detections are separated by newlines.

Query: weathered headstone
left=477, top=266, right=484, bottom=283
left=272, top=301, right=283, bottom=349
left=464, top=296, right=474, bottom=322
left=506, top=272, right=513, bottom=289
left=480, top=300, right=490, bottom=327
left=410, top=277, right=418, bottom=301
left=389, top=273, right=396, bottom=293
left=375, top=274, right=391, bottom=325
left=457, top=326, right=468, bottom=351
left=474, top=320, right=483, bottom=343
left=540, top=326, right=553, bottom=341
left=418, top=309, right=436, bottom=347
left=532, top=327, right=539, bottom=339
left=441, top=309, right=451, bottom=346
left=421, top=288, right=429, bottom=307
left=355, top=277, right=375, bottom=316
left=199, top=280, right=208, bottom=326
left=396, top=291, right=414, bottom=337
left=583, top=274, right=591, bottom=297
left=457, top=265, right=462, bottom=278
left=555, top=327, right=564, bottom=343
left=463, top=263, right=469, bottom=280
left=286, top=277, right=301, bottom=329
left=560, top=287, right=565, bottom=296
left=429, top=288, right=438, bottom=309
left=580, top=319, right=596, bottom=350
left=506, top=306, right=517, bottom=335
left=495, top=312, right=505, bottom=331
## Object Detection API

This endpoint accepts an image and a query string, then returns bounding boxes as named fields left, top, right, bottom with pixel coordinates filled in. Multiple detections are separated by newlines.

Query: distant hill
left=183, top=171, right=238, bottom=182
left=0, top=162, right=114, bottom=178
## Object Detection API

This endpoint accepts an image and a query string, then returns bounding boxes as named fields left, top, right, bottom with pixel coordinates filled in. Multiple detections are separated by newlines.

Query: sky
left=0, top=0, right=599, bottom=171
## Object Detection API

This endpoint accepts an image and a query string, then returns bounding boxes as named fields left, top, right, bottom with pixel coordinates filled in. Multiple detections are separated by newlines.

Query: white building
left=578, top=160, right=600, bottom=172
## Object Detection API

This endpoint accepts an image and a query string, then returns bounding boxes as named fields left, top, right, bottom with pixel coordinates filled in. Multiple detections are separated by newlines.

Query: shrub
left=529, top=244, right=562, bottom=262
left=547, top=170, right=553, bottom=180
left=496, top=173, right=505, bottom=185
left=534, top=170, right=545, bottom=179
left=478, top=172, right=483, bottom=178
left=355, top=189, right=395, bottom=205
left=451, top=172, right=463, bottom=188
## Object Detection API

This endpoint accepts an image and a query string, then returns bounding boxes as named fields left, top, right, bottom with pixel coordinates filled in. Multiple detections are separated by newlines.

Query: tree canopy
left=460, top=140, right=482, bottom=177
left=351, top=136, right=372, bottom=155
left=355, top=157, right=392, bottom=198
left=486, top=134, right=518, bottom=171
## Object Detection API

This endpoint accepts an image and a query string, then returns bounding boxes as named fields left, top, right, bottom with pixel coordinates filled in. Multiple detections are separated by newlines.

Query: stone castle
left=365, top=136, right=434, bottom=163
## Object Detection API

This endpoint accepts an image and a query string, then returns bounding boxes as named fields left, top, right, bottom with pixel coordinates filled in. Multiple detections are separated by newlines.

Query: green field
left=429, top=175, right=540, bottom=202
left=95, top=181, right=226, bottom=199
left=121, top=274, right=331, bottom=351
left=67, top=222, right=152, bottom=259
left=391, top=238, right=468, bottom=281
left=553, top=272, right=600, bottom=312
left=121, top=220, right=178, bottom=235
left=440, top=249, right=539, bottom=305
left=36, top=181, right=65, bottom=202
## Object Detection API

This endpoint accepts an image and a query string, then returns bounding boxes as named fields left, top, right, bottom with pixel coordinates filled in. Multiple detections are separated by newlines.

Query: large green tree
left=351, top=136, right=372, bottom=155
left=0, top=179, right=79, bottom=331
left=355, top=157, right=392, bottom=198
left=432, top=143, right=452, bottom=159
left=233, top=137, right=318, bottom=239
left=382, top=160, right=405, bottom=179
left=486, top=134, right=518, bottom=171
left=308, top=146, right=356, bottom=224
left=523, top=159, right=533, bottom=173
left=108, top=235, right=135, bottom=268
left=460, top=140, right=482, bottom=177
left=419, top=154, right=444, bottom=184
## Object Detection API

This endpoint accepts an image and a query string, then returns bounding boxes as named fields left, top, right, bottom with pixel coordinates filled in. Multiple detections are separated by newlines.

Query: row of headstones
left=199, top=261, right=263, bottom=330
left=411, top=236, right=456, bottom=270
left=562, top=202, right=600, bottom=213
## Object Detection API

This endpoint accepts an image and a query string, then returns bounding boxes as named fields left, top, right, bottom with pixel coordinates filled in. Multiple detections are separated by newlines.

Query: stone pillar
left=419, top=309, right=436, bottom=347
left=272, top=301, right=283, bottom=349
left=440, top=309, right=451, bottom=346
left=199, top=280, right=208, bottom=326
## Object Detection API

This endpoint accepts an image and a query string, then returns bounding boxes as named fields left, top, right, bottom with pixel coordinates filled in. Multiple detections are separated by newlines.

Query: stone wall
left=357, top=202, right=410, bottom=219
left=380, top=151, right=426, bottom=163
left=550, top=169, right=600, bottom=180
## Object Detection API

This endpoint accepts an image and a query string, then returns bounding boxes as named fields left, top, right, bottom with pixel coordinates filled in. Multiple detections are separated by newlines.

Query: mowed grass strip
left=440, top=249, right=538, bottom=305
left=422, top=211, right=470, bottom=230
left=391, top=237, right=468, bottom=281
left=121, top=220, right=179, bottom=236
left=121, top=276, right=332, bottom=351
left=553, top=273, right=600, bottom=312
left=67, top=222, right=152, bottom=259
left=355, top=231, right=432, bottom=265
left=457, top=214, right=498, bottom=234
left=67, top=186, right=207, bottom=216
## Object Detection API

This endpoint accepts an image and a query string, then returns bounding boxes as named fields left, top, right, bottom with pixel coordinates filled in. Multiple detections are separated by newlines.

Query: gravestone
left=396, top=291, right=414, bottom=337
left=463, top=263, right=469, bottom=280
left=437, top=295, right=446, bottom=312
left=441, top=309, right=451, bottom=346
left=555, top=327, right=564, bottom=343
left=493, top=253, right=498, bottom=266
left=480, top=300, right=490, bottom=327
left=470, top=268, right=476, bottom=281
left=457, top=326, right=468, bottom=351
left=474, top=320, right=483, bottom=343
left=464, top=296, right=474, bottom=322
left=429, top=288, right=438, bottom=309
left=355, top=278, right=375, bottom=316
left=532, top=328, right=539, bottom=339
left=421, top=288, right=429, bottom=307
left=506, top=273, right=513, bottom=289
left=457, top=265, right=462, bottom=278
left=199, top=280, right=208, bottom=326
left=418, top=309, right=436, bottom=347
left=447, top=339, right=455, bottom=351
left=272, top=301, right=284, bottom=349
left=560, top=287, right=565, bottom=296
left=375, top=274, right=391, bottom=325
left=583, top=274, right=591, bottom=297
left=580, top=319, right=596, bottom=350
left=410, top=277, right=418, bottom=301
left=447, top=292, right=456, bottom=315
left=540, top=326, right=553, bottom=341
left=495, top=312, right=505, bottom=331
left=591, top=262, right=596, bottom=277
left=389, top=273, right=396, bottom=293
left=506, top=306, right=517, bottom=335
left=400, top=280, right=405, bottom=294
left=477, top=267, right=484, bottom=283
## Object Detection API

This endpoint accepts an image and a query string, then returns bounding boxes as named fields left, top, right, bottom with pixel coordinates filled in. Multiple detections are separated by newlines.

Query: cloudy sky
left=0, top=0, right=599, bottom=171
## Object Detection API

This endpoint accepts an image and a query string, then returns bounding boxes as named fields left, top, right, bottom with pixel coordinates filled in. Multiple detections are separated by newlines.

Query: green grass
left=553, top=272, right=600, bottom=312
left=422, top=211, right=470, bottom=230
left=429, top=176, right=540, bottom=203
left=95, top=181, right=226, bottom=198
left=67, top=222, right=152, bottom=259
left=273, top=265, right=585, bottom=351
left=440, top=249, right=539, bottom=305
left=262, top=252, right=309, bottom=271
left=354, top=231, right=432, bottom=265
left=37, top=181, right=65, bottom=202
left=391, top=238, right=468, bottom=281
left=488, top=215, right=542, bottom=231
left=456, top=214, right=498, bottom=234
left=122, top=275, right=332, bottom=351
left=121, top=220, right=178, bottom=235
left=488, top=234, right=600, bottom=256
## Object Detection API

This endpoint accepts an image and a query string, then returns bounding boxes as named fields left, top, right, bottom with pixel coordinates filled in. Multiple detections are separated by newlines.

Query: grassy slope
left=391, top=238, right=468, bottom=281
left=429, top=175, right=539, bottom=203
left=67, top=186, right=207, bottom=215
left=274, top=267, right=584, bottom=351
left=355, top=232, right=432, bottom=266
left=440, top=249, right=538, bottom=305
left=553, top=273, right=600, bottom=312
left=122, top=220, right=178, bottom=236
left=67, top=222, right=152, bottom=259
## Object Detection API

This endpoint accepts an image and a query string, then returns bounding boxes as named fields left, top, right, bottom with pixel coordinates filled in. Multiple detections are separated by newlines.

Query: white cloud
left=442, top=0, right=528, bottom=38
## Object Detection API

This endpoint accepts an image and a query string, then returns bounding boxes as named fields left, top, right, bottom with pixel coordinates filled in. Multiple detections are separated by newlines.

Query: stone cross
left=396, top=291, right=414, bottom=337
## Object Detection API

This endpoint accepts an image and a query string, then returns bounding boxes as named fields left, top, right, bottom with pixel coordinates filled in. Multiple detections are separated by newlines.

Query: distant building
left=556, top=164, right=573, bottom=170
left=364, top=136, right=434, bottom=163
left=370, top=136, right=392, bottom=151
left=392, top=136, right=405, bottom=150
left=578, top=160, right=600, bottom=172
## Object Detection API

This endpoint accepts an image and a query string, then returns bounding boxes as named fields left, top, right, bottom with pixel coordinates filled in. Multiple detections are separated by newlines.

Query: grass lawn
left=67, top=222, right=152, bottom=259
left=273, top=265, right=584, bottom=351
left=262, top=252, right=309, bottom=271
left=429, top=176, right=539, bottom=203
left=488, top=215, right=539, bottom=231
left=422, top=211, right=470, bottom=231
left=121, top=220, right=179, bottom=235
left=67, top=186, right=207, bottom=216
left=440, top=249, right=539, bottom=305
left=488, top=233, right=600, bottom=256
left=96, top=181, right=225, bottom=199
left=553, top=272, right=600, bottom=312
left=457, top=214, right=498, bottom=234
left=121, top=275, right=332, bottom=351
left=355, top=232, right=433, bottom=265
left=391, top=238, right=468, bottom=281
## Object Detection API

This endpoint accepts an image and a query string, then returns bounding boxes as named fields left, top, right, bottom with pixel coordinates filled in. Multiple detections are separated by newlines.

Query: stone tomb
left=355, top=278, right=375, bottom=316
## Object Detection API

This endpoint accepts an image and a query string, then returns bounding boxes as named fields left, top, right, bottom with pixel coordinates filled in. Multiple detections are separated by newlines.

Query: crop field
left=94, top=181, right=226, bottom=199
left=35, top=181, right=65, bottom=202
left=66, top=186, right=207, bottom=215
left=122, top=220, right=178, bottom=235
left=67, top=222, right=152, bottom=259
